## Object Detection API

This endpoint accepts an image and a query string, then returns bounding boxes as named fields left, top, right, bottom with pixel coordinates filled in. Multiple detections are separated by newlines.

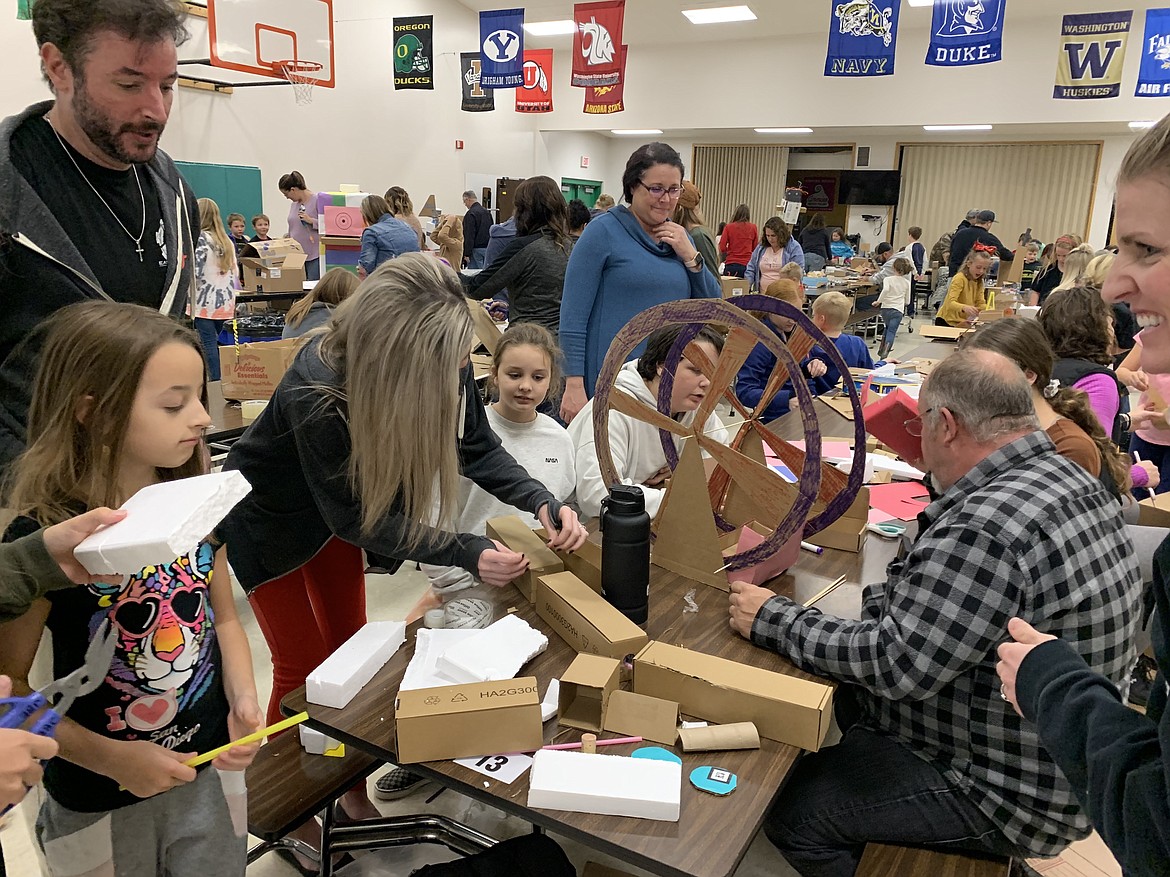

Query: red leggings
left=248, top=537, right=367, bottom=727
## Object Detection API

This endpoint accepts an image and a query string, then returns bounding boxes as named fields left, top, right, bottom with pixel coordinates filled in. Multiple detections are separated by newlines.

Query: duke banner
left=824, top=0, right=900, bottom=77
left=584, top=44, right=627, bottom=114
left=460, top=52, right=495, bottom=112
left=572, top=1, right=625, bottom=87
left=1136, top=8, right=1170, bottom=96
left=480, top=8, right=524, bottom=88
left=1054, top=10, right=1133, bottom=99
left=392, top=16, right=433, bottom=90
left=926, top=0, right=1006, bottom=67
left=516, top=49, right=554, bottom=113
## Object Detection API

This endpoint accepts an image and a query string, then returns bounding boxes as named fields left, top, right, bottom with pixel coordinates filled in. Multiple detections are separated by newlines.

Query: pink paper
left=868, top=508, right=896, bottom=524
left=869, top=482, right=929, bottom=522
left=775, top=441, right=853, bottom=460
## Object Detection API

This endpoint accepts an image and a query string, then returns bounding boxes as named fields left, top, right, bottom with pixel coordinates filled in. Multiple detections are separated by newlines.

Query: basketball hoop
left=271, top=59, right=323, bottom=105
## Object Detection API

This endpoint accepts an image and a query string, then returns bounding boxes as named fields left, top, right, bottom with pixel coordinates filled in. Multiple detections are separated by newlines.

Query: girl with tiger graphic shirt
left=0, top=301, right=259, bottom=877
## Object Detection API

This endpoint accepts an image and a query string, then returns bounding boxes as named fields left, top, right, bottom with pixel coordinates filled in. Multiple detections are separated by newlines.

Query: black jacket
left=947, top=225, right=1014, bottom=275
left=463, top=202, right=492, bottom=255
left=465, top=230, right=572, bottom=335
left=798, top=227, right=832, bottom=260
left=217, top=335, right=558, bottom=592
left=0, top=101, right=198, bottom=473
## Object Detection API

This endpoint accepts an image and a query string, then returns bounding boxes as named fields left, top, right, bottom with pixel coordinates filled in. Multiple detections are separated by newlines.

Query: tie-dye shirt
left=5, top=516, right=230, bottom=812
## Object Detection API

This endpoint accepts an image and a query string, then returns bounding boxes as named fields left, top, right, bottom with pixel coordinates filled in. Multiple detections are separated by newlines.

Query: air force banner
left=825, top=0, right=900, bottom=77
left=1136, top=8, right=1170, bottom=97
left=926, top=1, right=1005, bottom=67
left=480, top=8, right=525, bottom=89
left=1054, top=10, right=1133, bottom=99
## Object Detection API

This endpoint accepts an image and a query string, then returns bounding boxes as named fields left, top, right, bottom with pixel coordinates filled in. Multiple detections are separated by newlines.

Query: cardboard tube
left=677, top=722, right=760, bottom=752
left=581, top=733, right=597, bottom=754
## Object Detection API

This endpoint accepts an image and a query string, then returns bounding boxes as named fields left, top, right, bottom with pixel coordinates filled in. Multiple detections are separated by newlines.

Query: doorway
left=561, top=177, right=603, bottom=208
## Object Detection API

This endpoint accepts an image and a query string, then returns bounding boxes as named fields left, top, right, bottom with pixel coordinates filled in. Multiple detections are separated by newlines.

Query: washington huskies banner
left=1054, top=10, right=1133, bottom=99
left=572, top=1, right=624, bottom=87
left=584, top=44, right=627, bottom=114
left=392, top=16, right=433, bottom=90
left=516, top=49, right=554, bottom=113
left=1136, top=8, right=1170, bottom=96
left=480, top=8, right=524, bottom=88
left=460, top=52, right=495, bottom=112
left=824, top=0, right=900, bottom=77
left=926, top=0, right=1006, bottom=67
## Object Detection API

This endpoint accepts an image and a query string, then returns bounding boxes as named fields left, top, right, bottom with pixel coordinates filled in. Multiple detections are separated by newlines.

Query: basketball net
left=274, top=60, right=322, bottom=106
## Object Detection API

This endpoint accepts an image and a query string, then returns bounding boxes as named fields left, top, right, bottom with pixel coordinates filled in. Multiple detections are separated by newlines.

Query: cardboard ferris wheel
left=591, top=296, right=867, bottom=590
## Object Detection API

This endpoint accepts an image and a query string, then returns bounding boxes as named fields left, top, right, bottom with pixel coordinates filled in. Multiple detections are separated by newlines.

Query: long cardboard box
left=485, top=516, right=564, bottom=602
left=633, top=641, right=833, bottom=751
left=394, top=677, right=543, bottom=763
left=535, top=572, right=649, bottom=660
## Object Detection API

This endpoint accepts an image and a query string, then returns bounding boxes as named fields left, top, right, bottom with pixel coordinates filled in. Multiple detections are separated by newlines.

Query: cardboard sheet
left=869, top=482, right=929, bottom=521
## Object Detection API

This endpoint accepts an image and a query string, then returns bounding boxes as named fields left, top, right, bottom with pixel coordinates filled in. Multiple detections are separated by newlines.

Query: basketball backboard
left=207, top=0, right=335, bottom=88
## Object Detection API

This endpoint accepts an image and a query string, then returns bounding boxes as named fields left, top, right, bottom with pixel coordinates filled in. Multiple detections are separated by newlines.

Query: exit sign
left=580, top=155, right=590, bottom=168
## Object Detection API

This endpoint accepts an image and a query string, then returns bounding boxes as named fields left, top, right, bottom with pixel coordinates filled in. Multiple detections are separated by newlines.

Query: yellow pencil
left=183, top=711, right=310, bottom=767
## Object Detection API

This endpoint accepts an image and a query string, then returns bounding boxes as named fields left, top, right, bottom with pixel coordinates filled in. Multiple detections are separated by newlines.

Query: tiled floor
left=0, top=320, right=1122, bottom=876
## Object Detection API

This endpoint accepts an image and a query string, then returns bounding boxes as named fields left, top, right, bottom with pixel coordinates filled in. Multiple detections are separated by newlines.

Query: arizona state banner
left=572, top=1, right=624, bottom=87
left=392, top=16, right=433, bottom=90
left=460, top=52, right=495, bottom=112
left=516, top=49, right=554, bottom=113
left=1136, top=8, right=1170, bottom=96
left=584, top=44, right=627, bottom=113
left=1054, top=10, right=1133, bottom=99
left=824, top=0, right=900, bottom=77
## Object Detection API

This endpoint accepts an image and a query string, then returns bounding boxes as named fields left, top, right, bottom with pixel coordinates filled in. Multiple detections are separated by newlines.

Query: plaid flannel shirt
left=752, top=431, right=1141, bottom=857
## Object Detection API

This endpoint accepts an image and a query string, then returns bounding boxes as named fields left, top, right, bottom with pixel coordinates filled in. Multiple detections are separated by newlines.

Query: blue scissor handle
left=0, top=692, right=48, bottom=731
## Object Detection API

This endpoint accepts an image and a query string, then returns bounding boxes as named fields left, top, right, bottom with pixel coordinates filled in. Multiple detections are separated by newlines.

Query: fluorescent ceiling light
left=523, top=19, right=576, bottom=36
left=755, top=127, right=813, bottom=134
left=1130, top=120, right=1157, bottom=129
left=906, top=0, right=935, bottom=6
left=923, top=124, right=993, bottom=132
left=682, top=6, right=756, bottom=25
left=612, top=129, right=664, bottom=135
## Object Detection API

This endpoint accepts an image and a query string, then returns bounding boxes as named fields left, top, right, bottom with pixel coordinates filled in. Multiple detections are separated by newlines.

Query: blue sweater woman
left=358, top=213, right=420, bottom=275
left=559, top=204, right=720, bottom=395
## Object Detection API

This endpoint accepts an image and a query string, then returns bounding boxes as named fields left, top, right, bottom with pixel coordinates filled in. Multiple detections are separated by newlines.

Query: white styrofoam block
left=400, top=629, right=479, bottom=692
left=528, top=750, right=681, bottom=821
left=306, top=621, right=406, bottom=709
left=435, top=614, right=548, bottom=684
left=73, top=471, right=251, bottom=575
left=541, top=678, right=560, bottom=722
left=299, top=725, right=340, bottom=755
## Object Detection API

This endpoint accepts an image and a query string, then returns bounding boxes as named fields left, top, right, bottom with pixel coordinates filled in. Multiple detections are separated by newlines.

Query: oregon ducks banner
left=393, top=16, right=433, bottom=90
left=1136, top=8, right=1170, bottom=96
left=1054, top=10, right=1132, bottom=99
left=460, top=52, right=495, bottom=112
left=824, top=0, right=900, bottom=77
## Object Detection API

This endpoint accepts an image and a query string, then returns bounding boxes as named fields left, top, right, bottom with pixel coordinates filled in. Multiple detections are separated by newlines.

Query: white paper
left=454, top=752, right=533, bottom=784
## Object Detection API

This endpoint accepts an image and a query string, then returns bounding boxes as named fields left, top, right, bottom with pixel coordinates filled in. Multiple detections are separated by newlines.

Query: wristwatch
left=686, top=252, right=704, bottom=270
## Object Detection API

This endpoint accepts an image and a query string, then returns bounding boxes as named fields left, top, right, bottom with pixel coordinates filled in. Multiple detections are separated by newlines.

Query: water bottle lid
left=605, top=483, right=646, bottom=514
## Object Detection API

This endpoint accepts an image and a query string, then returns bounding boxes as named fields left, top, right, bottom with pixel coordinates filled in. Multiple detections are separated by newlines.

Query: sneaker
left=374, top=766, right=431, bottom=801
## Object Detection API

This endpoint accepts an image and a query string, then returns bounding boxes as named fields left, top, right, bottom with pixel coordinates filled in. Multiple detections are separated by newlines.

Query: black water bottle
left=599, top=484, right=651, bottom=625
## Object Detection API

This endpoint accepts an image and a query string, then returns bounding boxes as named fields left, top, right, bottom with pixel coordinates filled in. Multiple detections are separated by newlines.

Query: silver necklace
left=46, top=118, right=147, bottom=262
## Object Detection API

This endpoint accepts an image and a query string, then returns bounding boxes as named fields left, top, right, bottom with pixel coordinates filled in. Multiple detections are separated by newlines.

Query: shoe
left=374, top=766, right=431, bottom=801
left=274, top=846, right=318, bottom=877
left=1129, top=654, right=1158, bottom=709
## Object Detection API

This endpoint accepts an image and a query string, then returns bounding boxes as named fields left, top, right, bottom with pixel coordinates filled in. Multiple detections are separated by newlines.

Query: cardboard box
left=535, top=572, right=649, bottom=660
left=918, top=324, right=971, bottom=341
left=806, top=487, right=869, bottom=553
left=394, top=677, right=544, bottom=764
left=485, top=516, right=564, bottom=602
left=553, top=538, right=603, bottom=593
left=633, top=641, right=833, bottom=751
left=219, top=338, right=300, bottom=401
left=558, top=654, right=620, bottom=732
left=1138, top=493, right=1170, bottom=528
left=720, top=276, right=750, bottom=299
left=239, top=239, right=307, bottom=293
left=602, top=689, right=679, bottom=745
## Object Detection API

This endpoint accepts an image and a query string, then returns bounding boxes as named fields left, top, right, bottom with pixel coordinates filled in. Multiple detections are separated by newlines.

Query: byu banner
left=480, top=8, right=524, bottom=89
left=392, top=16, right=433, bottom=90
left=1054, top=10, right=1133, bottom=99
left=926, top=0, right=1006, bottom=67
left=572, top=1, right=625, bottom=87
left=584, top=44, right=628, bottom=114
left=1136, top=8, right=1170, bottom=96
left=825, top=0, right=900, bottom=77
left=516, top=49, right=554, bottom=113
left=460, top=52, right=495, bottom=112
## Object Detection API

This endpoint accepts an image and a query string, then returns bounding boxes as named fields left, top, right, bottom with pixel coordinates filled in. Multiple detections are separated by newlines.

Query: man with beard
left=0, top=0, right=198, bottom=471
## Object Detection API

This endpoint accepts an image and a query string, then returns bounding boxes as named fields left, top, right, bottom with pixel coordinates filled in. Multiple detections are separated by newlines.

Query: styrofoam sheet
left=306, top=621, right=406, bottom=709
left=528, top=749, right=681, bottom=821
left=400, top=629, right=478, bottom=691
left=435, top=614, right=548, bottom=684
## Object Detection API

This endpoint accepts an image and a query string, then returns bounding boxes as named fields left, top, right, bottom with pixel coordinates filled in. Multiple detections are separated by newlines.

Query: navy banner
left=480, top=8, right=524, bottom=89
left=926, top=0, right=1006, bottom=67
left=825, top=0, right=899, bottom=77
left=1054, top=10, right=1132, bottom=100
left=1136, top=8, right=1170, bottom=96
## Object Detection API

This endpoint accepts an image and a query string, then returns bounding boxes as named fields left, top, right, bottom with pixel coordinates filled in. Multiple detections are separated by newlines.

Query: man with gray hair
left=729, top=349, right=1141, bottom=876
left=461, top=188, right=491, bottom=268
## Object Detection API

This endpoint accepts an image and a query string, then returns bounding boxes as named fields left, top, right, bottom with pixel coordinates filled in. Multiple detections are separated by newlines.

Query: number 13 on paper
left=454, top=752, right=533, bottom=784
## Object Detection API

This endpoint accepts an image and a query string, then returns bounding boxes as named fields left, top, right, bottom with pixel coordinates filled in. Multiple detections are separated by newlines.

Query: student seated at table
left=735, top=279, right=826, bottom=422
left=806, top=291, right=874, bottom=396
left=281, top=268, right=360, bottom=339
left=937, top=249, right=991, bottom=327
left=568, top=325, right=729, bottom=519
left=830, top=228, right=854, bottom=261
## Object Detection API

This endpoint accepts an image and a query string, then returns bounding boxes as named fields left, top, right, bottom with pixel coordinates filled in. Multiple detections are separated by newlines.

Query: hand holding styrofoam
left=73, top=471, right=251, bottom=575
